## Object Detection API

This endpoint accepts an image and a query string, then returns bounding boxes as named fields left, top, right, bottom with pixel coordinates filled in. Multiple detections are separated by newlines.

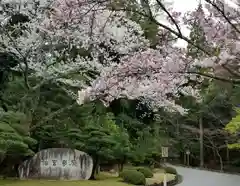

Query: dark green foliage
left=164, top=167, right=177, bottom=175
left=137, top=167, right=153, bottom=178
left=77, top=124, right=117, bottom=158
left=119, top=170, right=146, bottom=185
left=0, top=110, right=37, bottom=176
left=0, top=111, right=36, bottom=155
left=0, top=52, right=20, bottom=112
left=187, top=4, right=208, bottom=59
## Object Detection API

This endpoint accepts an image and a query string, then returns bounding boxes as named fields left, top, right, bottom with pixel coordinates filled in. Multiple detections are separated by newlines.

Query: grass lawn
left=0, top=168, right=176, bottom=186
left=0, top=173, right=128, bottom=186
left=0, top=178, right=129, bottom=186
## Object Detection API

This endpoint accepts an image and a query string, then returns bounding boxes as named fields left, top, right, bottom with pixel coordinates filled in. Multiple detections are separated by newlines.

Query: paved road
left=169, top=165, right=240, bottom=186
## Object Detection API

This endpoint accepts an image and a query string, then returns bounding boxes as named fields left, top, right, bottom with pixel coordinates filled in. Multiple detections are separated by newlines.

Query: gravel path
left=168, top=165, right=240, bottom=186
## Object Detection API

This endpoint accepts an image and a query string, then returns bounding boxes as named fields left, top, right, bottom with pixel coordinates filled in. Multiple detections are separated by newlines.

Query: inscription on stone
left=71, top=160, right=77, bottom=166
left=40, top=159, right=80, bottom=167
left=18, top=148, right=93, bottom=180
left=52, top=160, right=57, bottom=166
left=62, top=160, right=67, bottom=166
left=44, top=160, right=48, bottom=166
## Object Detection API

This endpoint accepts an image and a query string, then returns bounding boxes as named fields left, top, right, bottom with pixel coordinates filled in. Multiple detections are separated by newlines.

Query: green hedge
left=119, top=170, right=146, bottom=185
left=164, top=167, right=177, bottom=175
left=137, top=167, right=153, bottom=178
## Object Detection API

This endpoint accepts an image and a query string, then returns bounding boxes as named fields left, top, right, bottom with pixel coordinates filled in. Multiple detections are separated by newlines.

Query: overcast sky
left=172, top=0, right=199, bottom=47
left=172, top=0, right=200, bottom=12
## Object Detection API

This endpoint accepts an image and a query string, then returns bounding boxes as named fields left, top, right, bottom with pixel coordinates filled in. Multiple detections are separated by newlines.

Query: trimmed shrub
left=164, top=166, right=177, bottom=174
left=137, top=167, right=153, bottom=178
left=119, top=170, right=146, bottom=185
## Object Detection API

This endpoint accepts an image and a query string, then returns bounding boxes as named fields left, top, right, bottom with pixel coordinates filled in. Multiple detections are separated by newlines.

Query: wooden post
left=186, top=150, right=190, bottom=166
left=162, top=146, right=168, bottom=186
left=163, top=172, right=167, bottom=186
left=184, top=153, right=186, bottom=165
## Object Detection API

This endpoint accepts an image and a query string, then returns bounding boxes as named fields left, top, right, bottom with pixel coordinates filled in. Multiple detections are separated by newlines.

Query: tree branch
left=155, top=0, right=182, bottom=37
left=112, top=7, right=212, bottom=56
left=204, top=0, right=240, bottom=34
left=186, top=71, right=240, bottom=84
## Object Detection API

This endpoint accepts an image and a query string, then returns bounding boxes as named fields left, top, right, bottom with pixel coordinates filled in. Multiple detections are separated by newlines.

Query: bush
left=137, top=167, right=153, bottom=178
left=119, top=170, right=146, bottom=185
left=164, top=166, right=177, bottom=174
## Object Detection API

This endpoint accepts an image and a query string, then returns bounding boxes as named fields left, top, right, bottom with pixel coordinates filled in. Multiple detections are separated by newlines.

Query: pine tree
left=187, top=4, right=208, bottom=59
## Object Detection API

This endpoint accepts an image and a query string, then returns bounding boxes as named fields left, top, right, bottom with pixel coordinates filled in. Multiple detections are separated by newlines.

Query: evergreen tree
left=187, top=4, right=208, bottom=59
left=186, top=3, right=208, bottom=168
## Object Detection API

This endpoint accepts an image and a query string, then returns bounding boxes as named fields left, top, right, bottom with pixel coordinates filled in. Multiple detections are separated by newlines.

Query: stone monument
left=18, top=148, right=93, bottom=180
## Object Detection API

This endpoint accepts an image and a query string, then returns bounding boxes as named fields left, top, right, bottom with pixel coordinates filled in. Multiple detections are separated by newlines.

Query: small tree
left=112, top=128, right=132, bottom=172
left=69, top=103, right=119, bottom=179
left=0, top=111, right=36, bottom=176
left=225, top=107, right=240, bottom=149
left=77, top=124, right=117, bottom=179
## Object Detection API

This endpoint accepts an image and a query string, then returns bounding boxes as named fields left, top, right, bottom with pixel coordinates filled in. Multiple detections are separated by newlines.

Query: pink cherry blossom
left=3, top=0, right=240, bottom=114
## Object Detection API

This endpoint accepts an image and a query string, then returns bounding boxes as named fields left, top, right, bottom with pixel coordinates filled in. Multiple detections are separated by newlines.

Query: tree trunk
left=0, top=153, right=5, bottom=165
left=225, top=140, right=229, bottom=165
left=216, top=148, right=223, bottom=171
left=14, top=163, right=20, bottom=177
left=118, top=162, right=124, bottom=172
left=96, top=165, right=100, bottom=174
left=90, top=155, right=99, bottom=180
left=183, top=151, right=186, bottom=165
left=199, top=115, right=204, bottom=167
left=117, top=157, right=125, bottom=172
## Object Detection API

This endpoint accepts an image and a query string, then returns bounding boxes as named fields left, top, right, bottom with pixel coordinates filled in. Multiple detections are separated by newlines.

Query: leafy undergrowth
left=146, top=173, right=176, bottom=185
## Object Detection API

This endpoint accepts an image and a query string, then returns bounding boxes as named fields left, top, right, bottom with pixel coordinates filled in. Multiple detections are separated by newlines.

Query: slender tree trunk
left=118, top=163, right=124, bottom=172
left=184, top=152, right=186, bottom=165
left=14, top=163, right=20, bottom=177
left=118, top=156, right=125, bottom=172
left=120, top=163, right=124, bottom=172
left=120, top=156, right=126, bottom=172
left=199, top=115, right=204, bottom=167
left=0, top=153, right=5, bottom=164
left=38, top=140, right=42, bottom=151
left=96, top=165, right=100, bottom=174
left=90, top=155, right=99, bottom=180
left=225, top=140, right=229, bottom=165
left=216, top=148, right=223, bottom=171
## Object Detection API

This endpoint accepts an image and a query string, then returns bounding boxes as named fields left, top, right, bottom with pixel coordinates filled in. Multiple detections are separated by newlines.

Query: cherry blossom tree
left=4, top=0, right=239, bottom=115
left=0, top=0, right=148, bottom=92
left=0, top=0, right=199, bottom=114
left=78, top=0, right=240, bottom=113
left=186, top=1, right=240, bottom=77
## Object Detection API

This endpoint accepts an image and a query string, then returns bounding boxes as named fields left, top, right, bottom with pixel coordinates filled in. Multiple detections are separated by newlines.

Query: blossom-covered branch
left=2, top=0, right=240, bottom=114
